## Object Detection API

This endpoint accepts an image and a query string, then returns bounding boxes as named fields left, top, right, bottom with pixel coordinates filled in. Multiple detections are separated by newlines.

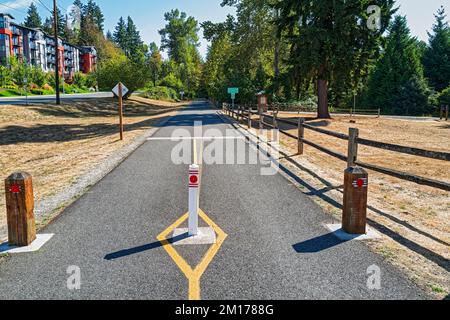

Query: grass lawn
left=0, top=96, right=187, bottom=242
left=264, top=112, right=450, bottom=299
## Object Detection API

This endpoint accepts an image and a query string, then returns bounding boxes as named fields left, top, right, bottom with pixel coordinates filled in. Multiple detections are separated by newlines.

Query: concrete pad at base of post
left=325, top=224, right=380, bottom=241
left=172, top=227, right=216, bottom=246
left=0, top=234, right=54, bottom=254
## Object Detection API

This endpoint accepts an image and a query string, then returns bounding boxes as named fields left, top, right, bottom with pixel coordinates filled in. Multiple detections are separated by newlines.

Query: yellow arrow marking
left=157, top=209, right=227, bottom=300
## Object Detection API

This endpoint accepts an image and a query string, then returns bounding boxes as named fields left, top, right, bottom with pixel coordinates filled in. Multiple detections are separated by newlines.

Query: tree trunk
left=317, top=66, right=330, bottom=119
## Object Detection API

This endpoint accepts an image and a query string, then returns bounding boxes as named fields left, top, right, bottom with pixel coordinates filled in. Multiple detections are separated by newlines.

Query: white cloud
left=2, top=0, right=35, bottom=12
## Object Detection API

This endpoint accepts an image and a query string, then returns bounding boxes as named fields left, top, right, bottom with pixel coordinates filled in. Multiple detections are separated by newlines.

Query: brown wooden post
left=273, top=108, right=279, bottom=130
left=298, top=118, right=305, bottom=155
left=248, top=106, right=252, bottom=129
left=259, top=109, right=263, bottom=131
left=342, top=167, right=369, bottom=235
left=118, top=82, right=124, bottom=141
left=347, top=128, right=359, bottom=168
left=446, top=105, right=449, bottom=121
left=5, top=172, right=36, bottom=247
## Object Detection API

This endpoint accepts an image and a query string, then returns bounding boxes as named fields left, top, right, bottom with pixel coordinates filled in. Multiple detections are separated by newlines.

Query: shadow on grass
left=0, top=116, right=165, bottom=145
left=30, top=98, right=179, bottom=119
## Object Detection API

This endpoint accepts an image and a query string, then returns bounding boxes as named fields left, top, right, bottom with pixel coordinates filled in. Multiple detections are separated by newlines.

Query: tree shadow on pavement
left=104, top=233, right=190, bottom=261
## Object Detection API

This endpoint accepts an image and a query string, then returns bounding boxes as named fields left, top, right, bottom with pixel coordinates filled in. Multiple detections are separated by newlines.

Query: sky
left=0, top=0, right=448, bottom=58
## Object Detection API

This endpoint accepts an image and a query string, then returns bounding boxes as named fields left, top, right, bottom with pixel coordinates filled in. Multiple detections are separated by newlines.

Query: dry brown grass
left=0, top=97, right=186, bottom=238
left=269, top=112, right=449, bottom=299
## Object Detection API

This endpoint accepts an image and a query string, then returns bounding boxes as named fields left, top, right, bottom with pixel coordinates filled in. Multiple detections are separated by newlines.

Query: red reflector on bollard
left=357, top=179, right=365, bottom=188
left=190, top=175, right=198, bottom=184
left=9, top=184, right=21, bottom=194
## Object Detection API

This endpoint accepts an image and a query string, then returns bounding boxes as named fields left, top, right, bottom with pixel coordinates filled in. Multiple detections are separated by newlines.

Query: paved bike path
left=0, top=102, right=425, bottom=299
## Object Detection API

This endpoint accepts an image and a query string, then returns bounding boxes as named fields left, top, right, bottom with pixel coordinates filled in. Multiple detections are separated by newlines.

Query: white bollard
left=188, top=164, right=200, bottom=236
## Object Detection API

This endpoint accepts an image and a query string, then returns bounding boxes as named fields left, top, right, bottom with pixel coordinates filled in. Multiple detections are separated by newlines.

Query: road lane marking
left=147, top=137, right=245, bottom=141
left=157, top=209, right=227, bottom=300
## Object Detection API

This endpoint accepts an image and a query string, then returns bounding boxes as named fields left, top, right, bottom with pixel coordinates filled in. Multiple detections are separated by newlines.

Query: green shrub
left=96, top=54, right=150, bottom=96
left=29, top=67, right=46, bottom=87
left=30, top=88, right=45, bottom=95
left=0, top=89, right=22, bottom=97
left=142, top=86, right=178, bottom=101
left=73, top=72, right=87, bottom=88
left=438, top=87, right=450, bottom=106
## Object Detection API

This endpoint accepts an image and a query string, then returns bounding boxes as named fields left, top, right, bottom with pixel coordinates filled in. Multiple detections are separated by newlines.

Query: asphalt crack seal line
left=157, top=209, right=227, bottom=300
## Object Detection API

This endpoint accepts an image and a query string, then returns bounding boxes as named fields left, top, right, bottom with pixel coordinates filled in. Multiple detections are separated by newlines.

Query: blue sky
left=0, top=0, right=448, bottom=58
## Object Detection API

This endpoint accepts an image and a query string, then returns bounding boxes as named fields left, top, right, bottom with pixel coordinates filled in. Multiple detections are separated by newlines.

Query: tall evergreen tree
left=423, top=6, right=450, bottom=92
left=276, top=0, right=396, bottom=118
left=366, top=16, right=430, bottom=115
left=24, top=3, right=42, bottom=29
left=43, top=8, right=66, bottom=37
left=126, top=16, right=144, bottom=56
left=148, top=42, right=163, bottom=86
left=113, top=17, right=128, bottom=54
left=106, top=30, right=114, bottom=42
left=42, top=17, right=53, bottom=35
left=84, top=0, right=105, bottom=31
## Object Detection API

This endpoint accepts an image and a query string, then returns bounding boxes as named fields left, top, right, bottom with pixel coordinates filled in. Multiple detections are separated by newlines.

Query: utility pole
left=53, top=0, right=61, bottom=105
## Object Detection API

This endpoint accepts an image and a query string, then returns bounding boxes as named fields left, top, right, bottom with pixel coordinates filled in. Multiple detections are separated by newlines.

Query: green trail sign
left=228, top=87, right=239, bottom=95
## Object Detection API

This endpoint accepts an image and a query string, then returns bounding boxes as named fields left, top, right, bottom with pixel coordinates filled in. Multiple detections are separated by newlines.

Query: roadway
left=0, top=102, right=426, bottom=300
left=0, top=92, right=113, bottom=105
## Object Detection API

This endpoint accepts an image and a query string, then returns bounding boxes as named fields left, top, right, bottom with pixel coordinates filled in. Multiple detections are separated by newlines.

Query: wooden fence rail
left=224, top=104, right=450, bottom=192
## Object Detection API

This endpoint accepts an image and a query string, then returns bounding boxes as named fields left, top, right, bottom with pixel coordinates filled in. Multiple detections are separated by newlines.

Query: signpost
left=112, top=82, right=129, bottom=141
left=228, top=87, right=239, bottom=111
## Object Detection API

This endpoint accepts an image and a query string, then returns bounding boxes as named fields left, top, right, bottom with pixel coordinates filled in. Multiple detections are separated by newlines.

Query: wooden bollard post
left=342, top=167, right=369, bottom=235
left=298, top=118, right=305, bottom=155
left=5, top=172, right=36, bottom=247
left=347, top=128, right=359, bottom=168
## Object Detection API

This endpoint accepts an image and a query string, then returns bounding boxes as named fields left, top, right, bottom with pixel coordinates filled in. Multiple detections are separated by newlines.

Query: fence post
left=298, top=118, right=305, bottom=155
left=347, top=128, right=359, bottom=168
left=342, top=167, right=369, bottom=235
left=248, top=106, right=252, bottom=129
left=5, top=172, right=36, bottom=247
left=377, top=108, right=381, bottom=118
left=259, top=108, right=263, bottom=131
left=273, top=108, right=279, bottom=130
left=446, top=105, right=449, bottom=121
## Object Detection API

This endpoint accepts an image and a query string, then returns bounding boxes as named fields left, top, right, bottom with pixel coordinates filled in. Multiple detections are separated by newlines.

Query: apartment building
left=0, top=13, right=96, bottom=81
